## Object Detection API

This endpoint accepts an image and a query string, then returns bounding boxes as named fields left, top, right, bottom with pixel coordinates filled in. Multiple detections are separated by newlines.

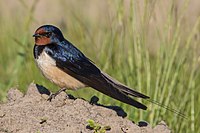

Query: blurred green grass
left=0, top=0, right=200, bottom=132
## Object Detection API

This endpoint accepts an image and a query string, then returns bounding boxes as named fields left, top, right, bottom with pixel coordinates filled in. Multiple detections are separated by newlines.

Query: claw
left=47, top=88, right=67, bottom=101
left=47, top=93, right=56, bottom=101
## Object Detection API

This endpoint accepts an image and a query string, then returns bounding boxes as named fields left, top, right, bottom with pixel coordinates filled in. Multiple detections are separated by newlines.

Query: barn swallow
left=33, top=25, right=149, bottom=110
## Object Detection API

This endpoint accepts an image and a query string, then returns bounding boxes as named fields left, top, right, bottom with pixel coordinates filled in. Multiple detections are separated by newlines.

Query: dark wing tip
left=125, top=96, right=147, bottom=110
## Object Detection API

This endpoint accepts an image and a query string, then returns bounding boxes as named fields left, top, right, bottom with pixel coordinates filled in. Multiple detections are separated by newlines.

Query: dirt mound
left=0, top=83, right=170, bottom=133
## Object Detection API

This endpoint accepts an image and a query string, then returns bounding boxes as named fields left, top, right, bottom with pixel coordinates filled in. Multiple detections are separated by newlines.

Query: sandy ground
left=0, top=83, right=170, bottom=133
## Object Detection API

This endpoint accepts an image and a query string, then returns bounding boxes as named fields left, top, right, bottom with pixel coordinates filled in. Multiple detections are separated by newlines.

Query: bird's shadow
left=35, top=84, right=127, bottom=118
left=89, top=96, right=127, bottom=118
left=36, top=84, right=51, bottom=96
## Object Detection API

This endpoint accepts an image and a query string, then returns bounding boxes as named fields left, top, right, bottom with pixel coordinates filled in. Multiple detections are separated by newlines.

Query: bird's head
left=33, top=25, right=64, bottom=45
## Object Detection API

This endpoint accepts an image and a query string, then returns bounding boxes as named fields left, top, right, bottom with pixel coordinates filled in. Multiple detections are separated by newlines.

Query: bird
left=33, top=25, right=149, bottom=110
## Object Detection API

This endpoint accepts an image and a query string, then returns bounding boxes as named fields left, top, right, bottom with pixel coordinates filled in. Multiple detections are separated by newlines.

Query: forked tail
left=101, top=72, right=186, bottom=118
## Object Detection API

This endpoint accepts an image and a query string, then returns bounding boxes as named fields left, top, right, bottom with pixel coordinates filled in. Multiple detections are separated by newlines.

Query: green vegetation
left=0, top=0, right=199, bottom=132
left=87, top=119, right=111, bottom=133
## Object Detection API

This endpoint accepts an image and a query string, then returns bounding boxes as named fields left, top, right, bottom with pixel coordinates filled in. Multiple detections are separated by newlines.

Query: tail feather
left=100, top=73, right=186, bottom=118
left=88, top=72, right=148, bottom=110
left=101, top=73, right=149, bottom=99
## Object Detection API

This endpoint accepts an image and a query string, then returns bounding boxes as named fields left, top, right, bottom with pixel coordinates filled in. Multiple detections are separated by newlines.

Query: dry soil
left=0, top=83, right=170, bottom=133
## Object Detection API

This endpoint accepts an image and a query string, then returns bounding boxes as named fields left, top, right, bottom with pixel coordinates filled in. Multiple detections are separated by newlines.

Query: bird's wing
left=45, top=43, right=148, bottom=110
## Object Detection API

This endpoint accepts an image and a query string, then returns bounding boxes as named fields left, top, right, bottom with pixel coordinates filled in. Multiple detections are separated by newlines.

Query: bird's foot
left=47, top=93, right=56, bottom=101
left=47, top=88, right=67, bottom=101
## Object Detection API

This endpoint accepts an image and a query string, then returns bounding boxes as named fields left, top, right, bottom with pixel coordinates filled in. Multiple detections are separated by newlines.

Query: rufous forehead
left=35, top=28, right=46, bottom=34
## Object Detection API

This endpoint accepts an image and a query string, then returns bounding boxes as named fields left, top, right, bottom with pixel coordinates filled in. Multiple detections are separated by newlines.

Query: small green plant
left=86, top=119, right=111, bottom=133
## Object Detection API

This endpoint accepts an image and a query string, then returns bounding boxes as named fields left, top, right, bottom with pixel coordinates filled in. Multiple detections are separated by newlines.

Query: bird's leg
left=47, top=88, right=67, bottom=101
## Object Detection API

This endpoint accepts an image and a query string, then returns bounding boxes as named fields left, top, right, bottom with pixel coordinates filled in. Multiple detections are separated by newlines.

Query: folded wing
left=45, top=43, right=149, bottom=110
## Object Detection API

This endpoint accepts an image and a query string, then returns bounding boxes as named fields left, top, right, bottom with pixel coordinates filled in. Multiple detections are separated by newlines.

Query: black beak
left=32, top=34, right=41, bottom=37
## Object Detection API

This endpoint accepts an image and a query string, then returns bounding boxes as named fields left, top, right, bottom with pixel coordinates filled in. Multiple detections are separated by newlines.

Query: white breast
left=35, top=51, right=86, bottom=89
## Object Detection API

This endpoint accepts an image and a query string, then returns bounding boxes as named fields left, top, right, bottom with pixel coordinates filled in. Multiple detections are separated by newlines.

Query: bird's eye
left=44, top=32, right=52, bottom=37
